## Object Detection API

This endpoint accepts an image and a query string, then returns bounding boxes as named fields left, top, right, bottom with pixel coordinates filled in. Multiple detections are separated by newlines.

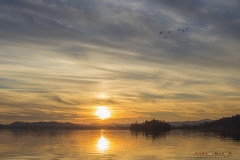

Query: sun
left=95, top=106, right=111, bottom=120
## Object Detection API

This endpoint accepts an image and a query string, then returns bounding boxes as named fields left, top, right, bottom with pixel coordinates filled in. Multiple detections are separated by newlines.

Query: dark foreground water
left=0, top=129, right=239, bottom=160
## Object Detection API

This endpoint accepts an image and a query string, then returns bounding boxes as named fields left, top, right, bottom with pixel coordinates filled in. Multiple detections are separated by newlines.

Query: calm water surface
left=0, top=129, right=239, bottom=160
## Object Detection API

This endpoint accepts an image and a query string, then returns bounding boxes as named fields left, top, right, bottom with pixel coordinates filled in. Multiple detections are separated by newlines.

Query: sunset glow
left=0, top=0, right=240, bottom=124
left=1, top=0, right=240, bottom=159
left=95, top=106, right=111, bottom=120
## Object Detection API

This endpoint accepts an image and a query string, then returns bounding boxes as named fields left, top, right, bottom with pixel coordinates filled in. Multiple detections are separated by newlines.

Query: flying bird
left=158, top=28, right=189, bottom=39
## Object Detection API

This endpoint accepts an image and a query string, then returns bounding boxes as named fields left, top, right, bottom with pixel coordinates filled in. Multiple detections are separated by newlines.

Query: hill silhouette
left=0, top=114, right=239, bottom=132
left=0, top=121, right=129, bottom=130
left=175, top=114, right=240, bottom=131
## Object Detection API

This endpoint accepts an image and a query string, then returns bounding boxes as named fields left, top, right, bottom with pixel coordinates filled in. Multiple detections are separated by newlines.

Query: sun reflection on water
left=97, top=135, right=109, bottom=151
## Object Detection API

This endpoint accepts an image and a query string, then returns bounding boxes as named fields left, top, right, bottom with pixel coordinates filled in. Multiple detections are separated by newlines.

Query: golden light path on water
left=1, top=130, right=240, bottom=159
left=97, top=135, right=110, bottom=151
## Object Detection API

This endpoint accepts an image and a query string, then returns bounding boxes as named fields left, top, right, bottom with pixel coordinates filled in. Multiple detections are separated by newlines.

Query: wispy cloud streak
left=0, top=0, right=240, bottom=123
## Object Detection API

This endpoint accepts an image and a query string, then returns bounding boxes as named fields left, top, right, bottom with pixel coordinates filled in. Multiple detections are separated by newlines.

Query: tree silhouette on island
left=130, top=119, right=171, bottom=132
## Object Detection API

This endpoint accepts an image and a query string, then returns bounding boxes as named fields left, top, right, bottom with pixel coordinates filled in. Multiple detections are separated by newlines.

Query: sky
left=1, top=0, right=240, bottom=124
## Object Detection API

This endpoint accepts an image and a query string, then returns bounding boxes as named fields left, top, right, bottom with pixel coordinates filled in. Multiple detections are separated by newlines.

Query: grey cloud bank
left=0, top=0, right=240, bottom=123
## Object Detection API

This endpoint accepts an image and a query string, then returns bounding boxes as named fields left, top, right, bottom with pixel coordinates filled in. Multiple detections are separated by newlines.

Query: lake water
left=0, top=129, right=239, bottom=160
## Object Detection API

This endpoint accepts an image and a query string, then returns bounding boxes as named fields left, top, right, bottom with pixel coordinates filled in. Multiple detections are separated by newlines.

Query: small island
left=129, top=119, right=171, bottom=132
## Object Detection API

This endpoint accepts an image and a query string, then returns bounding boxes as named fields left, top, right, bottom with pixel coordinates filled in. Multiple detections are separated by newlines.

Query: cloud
left=0, top=0, right=240, bottom=123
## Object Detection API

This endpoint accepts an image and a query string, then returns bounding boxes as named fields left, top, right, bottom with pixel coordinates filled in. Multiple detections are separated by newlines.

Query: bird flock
left=159, top=28, right=189, bottom=39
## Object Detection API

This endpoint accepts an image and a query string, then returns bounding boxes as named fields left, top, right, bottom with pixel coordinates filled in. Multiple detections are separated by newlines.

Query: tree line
left=175, top=114, right=240, bottom=131
left=129, top=119, right=171, bottom=132
left=0, top=121, right=129, bottom=130
left=1, top=114, right=239, bottom=132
